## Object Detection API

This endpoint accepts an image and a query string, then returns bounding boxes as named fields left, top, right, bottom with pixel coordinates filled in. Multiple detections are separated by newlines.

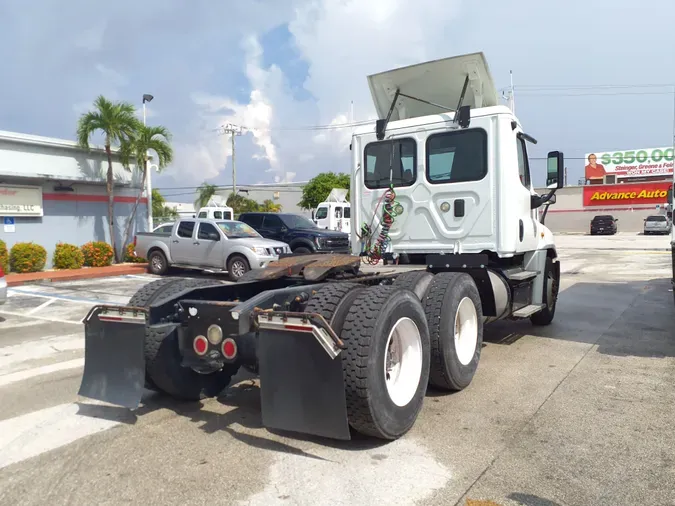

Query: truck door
left=260, top=214, right=286, bottom=241
left=194, top=222, right=225, bottom=268
left=514, top=133, right=538, bottom=252
left=172, top=220, right=197, bottom=264
left=314, top=205, right=328, bottom=229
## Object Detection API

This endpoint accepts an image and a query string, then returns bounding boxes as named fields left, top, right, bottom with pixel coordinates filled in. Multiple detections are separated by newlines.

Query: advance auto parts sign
left=0, top=185, right=44, bottom=217
left=584, top=147, right=674, bottom=181
left=583, top=182, right=672, bottom=207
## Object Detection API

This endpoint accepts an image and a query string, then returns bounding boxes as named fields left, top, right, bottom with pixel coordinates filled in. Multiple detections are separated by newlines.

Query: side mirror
left=546, top=151, right=564, bottom=189
left=208, top=233, right=220, bottom=241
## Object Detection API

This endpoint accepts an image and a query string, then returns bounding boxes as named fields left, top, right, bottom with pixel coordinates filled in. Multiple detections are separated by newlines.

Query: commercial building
left=0, top=130, right=147, bottom=267
left=216, top=182, right=309, bottom=216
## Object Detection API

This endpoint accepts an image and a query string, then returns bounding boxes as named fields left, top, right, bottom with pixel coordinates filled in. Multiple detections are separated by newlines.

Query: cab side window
left=516, top=136, right=531, bottom=189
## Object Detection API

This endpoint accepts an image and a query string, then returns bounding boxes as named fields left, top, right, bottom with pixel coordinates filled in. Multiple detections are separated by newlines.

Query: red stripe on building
left=43, top=193, right=148, bottom=204
left=548, top=205, right=658, bottom=213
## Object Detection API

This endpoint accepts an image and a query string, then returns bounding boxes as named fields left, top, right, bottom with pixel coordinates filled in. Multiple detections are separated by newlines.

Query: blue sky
left=2, top=0, right=675, bottom=203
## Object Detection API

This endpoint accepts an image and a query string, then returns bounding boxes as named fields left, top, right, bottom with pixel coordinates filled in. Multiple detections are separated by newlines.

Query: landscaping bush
left=0, top=239, right=8, bottom=274
left=81, top=241, right=114, bottom=267
left=124, top=243, right=146, bottom=263
left=53, top=242, right=85, bottom=270
left=9, top=242, right=47, bottom=273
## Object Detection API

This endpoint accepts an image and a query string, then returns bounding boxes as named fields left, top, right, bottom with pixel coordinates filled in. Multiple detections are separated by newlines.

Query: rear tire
left=424, top=272, right=483, bottom=391
left=129, top=278, right=238, bottom=401
left=148, top=250, right=169, bottom=275
left=530, top=256, right=559, bottom=326
left=393, top=271, right=434, bottom=300
left=339, top=285, right=430, bottom=440
left=304, top=282, right=366, bottom=335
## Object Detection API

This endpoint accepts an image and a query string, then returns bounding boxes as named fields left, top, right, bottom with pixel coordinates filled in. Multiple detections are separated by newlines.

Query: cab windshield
left=216, top=221, right=261, bottom=238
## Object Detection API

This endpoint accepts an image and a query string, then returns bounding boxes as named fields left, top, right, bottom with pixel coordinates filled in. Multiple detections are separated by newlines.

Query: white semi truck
left=78, top=52, right=564, bottom=442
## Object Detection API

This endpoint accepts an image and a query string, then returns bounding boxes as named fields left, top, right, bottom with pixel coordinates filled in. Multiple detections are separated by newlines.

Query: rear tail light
left=0, top=265, right=4, bottom=277
left=221, top=338, right=237, bottom=360
left=193, top=335, right=209, bottom=356
left=133, top=235, right=137, bottom=247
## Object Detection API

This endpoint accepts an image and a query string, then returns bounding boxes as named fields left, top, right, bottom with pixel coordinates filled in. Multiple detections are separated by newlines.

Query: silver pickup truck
left=134, top=218, right=291, bottom=281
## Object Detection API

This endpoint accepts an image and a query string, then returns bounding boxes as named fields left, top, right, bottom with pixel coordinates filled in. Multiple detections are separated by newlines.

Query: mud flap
left=78, top=307, right=147, bottom=409
left=258, top=329, right=351, bottom=440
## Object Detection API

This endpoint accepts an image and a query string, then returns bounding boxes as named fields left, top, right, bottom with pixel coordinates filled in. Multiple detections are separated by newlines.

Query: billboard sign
left=0, top=185, right=43, bottom=217
left=584, top=148, right=674, bottom=182
left=583, top=181, right=672, bottom=207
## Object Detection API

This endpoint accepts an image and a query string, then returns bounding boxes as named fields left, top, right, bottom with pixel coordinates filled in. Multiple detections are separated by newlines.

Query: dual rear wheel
left=306, top=271, right=484, bottom=440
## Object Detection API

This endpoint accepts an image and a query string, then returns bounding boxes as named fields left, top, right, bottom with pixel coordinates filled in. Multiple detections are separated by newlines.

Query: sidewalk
left=6, top=263, right=149, bottom=287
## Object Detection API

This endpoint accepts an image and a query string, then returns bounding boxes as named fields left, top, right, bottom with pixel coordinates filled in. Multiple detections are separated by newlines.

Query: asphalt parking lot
left=1, top=234, right=674, bottom=506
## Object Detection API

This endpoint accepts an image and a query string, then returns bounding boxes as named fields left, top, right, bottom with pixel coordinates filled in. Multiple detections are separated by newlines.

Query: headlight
left=249, top=246, right=267, bottom=255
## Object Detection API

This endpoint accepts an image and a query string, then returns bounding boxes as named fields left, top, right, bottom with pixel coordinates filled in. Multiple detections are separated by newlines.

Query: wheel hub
left=454, top=297, right=478, bottom=366
left=383, top=317, right=423, bottom=407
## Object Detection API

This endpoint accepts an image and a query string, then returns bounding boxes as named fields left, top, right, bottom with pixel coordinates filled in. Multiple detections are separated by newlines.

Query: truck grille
left=325, top=237, right=349, bottom=248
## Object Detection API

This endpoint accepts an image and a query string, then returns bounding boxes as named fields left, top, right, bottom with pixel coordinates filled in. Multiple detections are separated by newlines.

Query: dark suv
left=590, top=215, right=618, bottom=235
left=238, top=212, right=350, bottom=254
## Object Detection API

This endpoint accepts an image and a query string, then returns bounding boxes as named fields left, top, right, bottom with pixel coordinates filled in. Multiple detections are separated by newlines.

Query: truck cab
left=196, top=204, right=234, bottom=221
left=351, top=52, right=563, bottom=320
left=314, top=189, right=351, bottom=233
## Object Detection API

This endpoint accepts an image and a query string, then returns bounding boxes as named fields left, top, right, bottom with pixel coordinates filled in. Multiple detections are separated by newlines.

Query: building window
left=364, top=138, right=417, bottom=189
left=426, top=129, right=487, bottom=184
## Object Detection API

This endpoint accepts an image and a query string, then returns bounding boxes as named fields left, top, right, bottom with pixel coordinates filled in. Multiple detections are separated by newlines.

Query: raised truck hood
left=367, top=52, right=500, bottom=121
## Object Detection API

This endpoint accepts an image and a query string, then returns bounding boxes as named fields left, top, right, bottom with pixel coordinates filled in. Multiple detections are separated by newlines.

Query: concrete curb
left=6, top=264, right=149, bottom=287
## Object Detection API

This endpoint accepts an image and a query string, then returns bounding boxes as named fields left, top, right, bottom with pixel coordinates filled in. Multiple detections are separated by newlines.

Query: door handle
left=193, top=241, right=200, bottom=245
left=172, top=240, right=179, bottom=243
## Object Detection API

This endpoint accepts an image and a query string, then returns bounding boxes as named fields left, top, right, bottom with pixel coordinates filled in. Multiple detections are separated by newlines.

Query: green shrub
left=124, top=243, right=146, bottom=263
left=9, top=242, right=47, bottom=273
left=0, top=239, right=8, bottom=274
left=81, top=241, right=114, bottom=267
left=53, top=242, right=84, bottom=270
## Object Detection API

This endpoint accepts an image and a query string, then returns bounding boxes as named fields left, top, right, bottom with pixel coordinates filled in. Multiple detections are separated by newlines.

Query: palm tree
left=120, top=124, right=173, bottom=250
left=195, top=183, right=218, bottom=210
left=77, top=95, right=140, bottom=262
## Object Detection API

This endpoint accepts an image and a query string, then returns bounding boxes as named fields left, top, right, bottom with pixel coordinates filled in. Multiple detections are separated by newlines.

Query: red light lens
left=0, top=265, right=4, bottom=277
left=222, top=339, right=237, bottom=359
left=193, top=336, right=208, bottom=355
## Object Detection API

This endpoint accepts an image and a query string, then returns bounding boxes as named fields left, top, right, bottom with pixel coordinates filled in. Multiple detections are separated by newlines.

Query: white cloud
left=181, top=0, right=463, bottom=187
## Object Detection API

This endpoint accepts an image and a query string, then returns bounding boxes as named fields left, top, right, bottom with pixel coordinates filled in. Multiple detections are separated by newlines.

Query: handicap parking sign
left=3, top=216, right=15, bottom=232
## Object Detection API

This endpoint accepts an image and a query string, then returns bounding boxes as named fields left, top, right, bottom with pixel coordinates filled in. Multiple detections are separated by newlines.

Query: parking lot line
left=0, top=309, right=83, bottom=326
left=8, top=287, right=111, bottom=305
left=0, top=402, right=122, bottom=470
left=0, top=359, right=84, bottom=387
left=25, top=298, right=56, bottom=315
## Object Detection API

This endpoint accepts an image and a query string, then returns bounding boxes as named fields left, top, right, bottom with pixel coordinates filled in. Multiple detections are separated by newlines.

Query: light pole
left=142, top=93, right=154, bottom=231
left=221, top=124, right=243, bottom=194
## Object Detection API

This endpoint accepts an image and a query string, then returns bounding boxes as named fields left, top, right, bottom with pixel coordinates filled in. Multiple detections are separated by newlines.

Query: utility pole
left=220, top=124, right=243, bottom=195
left=142, top=93, right=154, bottom=231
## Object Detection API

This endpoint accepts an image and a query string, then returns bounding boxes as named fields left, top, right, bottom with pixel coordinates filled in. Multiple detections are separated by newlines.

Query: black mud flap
left=77, top=306, right=147, bottom=409
left=258, top=329, right=350, bottom=440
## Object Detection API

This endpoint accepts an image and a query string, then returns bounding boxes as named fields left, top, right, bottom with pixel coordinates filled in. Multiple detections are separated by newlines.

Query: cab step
left=505, top=269, right=539, bottom=281
left=512, top=304, right=545, bottom=317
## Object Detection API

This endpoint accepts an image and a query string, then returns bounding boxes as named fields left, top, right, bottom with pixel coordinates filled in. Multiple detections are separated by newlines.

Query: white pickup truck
left=134, top=218, right=291, bottom=281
